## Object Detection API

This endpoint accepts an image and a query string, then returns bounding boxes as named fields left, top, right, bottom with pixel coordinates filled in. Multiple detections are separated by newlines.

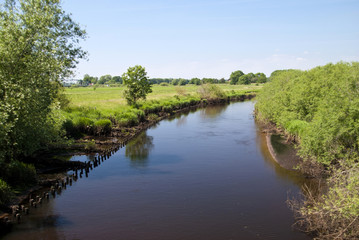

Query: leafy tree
left=98, top=74, right=112, bottom=84
left=238, top=74, right=251, bottom=84
left=255, top=72, right=267, bottom=83
left=229, top=70, right=244, bottom=85
left=178, top=79, right=188, bottom=86
left=122, top=65, right=152, bottom=105
left=0, top=0, right=86, bottom=162
left=246, top=73, right=256, bottom=83
left=171, top=79, right=179, bottom=85
left=83, top=74, right=98, bottom=85
left=112, top=76, right=122, bottom=84
left=190, top=78, right=201, bottom=85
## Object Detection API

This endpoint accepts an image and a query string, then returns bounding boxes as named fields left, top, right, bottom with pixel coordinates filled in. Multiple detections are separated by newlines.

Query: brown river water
left=2, top=101, right=311, bottom=240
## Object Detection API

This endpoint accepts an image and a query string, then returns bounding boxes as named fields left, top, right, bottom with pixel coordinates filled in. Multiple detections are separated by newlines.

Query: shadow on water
left=199, top=104, right=228, bottom=119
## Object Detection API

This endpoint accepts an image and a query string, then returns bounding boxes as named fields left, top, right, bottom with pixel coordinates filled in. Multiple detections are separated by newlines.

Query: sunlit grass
left=65, top=84, right=262, bottom=110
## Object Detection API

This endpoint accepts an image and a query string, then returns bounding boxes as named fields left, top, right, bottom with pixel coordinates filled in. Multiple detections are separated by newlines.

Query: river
left=3, top=101, right=310, bottom=240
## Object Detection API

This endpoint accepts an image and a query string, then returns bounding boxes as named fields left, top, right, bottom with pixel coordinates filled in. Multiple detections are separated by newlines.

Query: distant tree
left=112, top=76, right=122, bottom=84
left=202, top=78, right=218, bottom=84
left=230, top=70, right=244, bottom=85
left=219, top=78, right=226, bottom=84
left=255, top=72, right=267, bottom=83
left=238, top=75, right=251, bottom=85
left=122, top=65, right=152, bottom=105
left=171, top=79, right=179, bottom=85
left=246, top=73, right=256, bottom=83
left=190, top=78, right=201, bottom=85
left=83, top=74, right=97, bottom=85
left=178, top=79, right=188, bottom=86
left=98, top=74, right=112, bottom=84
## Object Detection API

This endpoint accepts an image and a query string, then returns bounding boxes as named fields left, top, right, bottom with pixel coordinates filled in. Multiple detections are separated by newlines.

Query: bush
left=292, top=162, right=359, bottom=239
left=73, top=117, right=94, bottom=133
left=0, top=179, right=12, bottom=205
left=4, top=161, right=37, bottom=186
left=94, top=119, right=112, bottom=135
left=147, top=113, right=159, bottom=122
left=197, top=84, right=226, bottom=99
left=159, top=82, right=168, bottom=86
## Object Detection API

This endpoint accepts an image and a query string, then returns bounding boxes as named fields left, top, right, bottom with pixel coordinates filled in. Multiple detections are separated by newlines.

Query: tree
left=229, top=70, right=244, bottom=85
left=122, top=65, right=152, bottom=105
left=0, top=0, right=87, bottom=162
left=238, top=74, right=251, bottom=84
left=255, top=72, right=267, bottom=83
left=98, top=74, right=112, bottom=84
left=190, top=78, right=201, bottom=85
left=112, top=76, right=122, bottom=84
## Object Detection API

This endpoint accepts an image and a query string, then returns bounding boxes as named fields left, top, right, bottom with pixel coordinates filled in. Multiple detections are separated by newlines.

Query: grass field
left=65, top=84, right=262, bottom=110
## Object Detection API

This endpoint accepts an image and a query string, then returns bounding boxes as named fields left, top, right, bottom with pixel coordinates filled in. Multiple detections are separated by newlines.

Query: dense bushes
left=256, top=62, right=359, bottom=238
left=256, top=62, right=359, bottom=166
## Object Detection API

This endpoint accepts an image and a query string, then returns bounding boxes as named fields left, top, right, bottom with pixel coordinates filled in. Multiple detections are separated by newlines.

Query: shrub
left=147, top=113, right=159, bottom=122
left=0, top=179, right=12, bottom=205
left=94, top=119, right=112, bottom=135
left=292, top=162, right=359, bottom=239
left=73, top=117, right=94, bottom=133
left=159, top=82, right=168, bottom=86
left=197, top=84, right=226, bottom=99
left=4, top=161, right=37, bottom=186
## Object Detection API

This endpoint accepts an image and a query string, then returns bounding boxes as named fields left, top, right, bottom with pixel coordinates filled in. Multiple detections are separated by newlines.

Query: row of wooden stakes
left=2, top=141, right=128, bottom=228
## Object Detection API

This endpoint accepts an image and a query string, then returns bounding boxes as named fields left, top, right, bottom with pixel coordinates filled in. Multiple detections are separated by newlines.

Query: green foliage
left=238, top=74, right=251, bottom=85
left=0, top=0, right=86, bottom=162
left=297, top=161, right=359, bottom=239
left=189, top=78, right=202, bottom=85
left=122, top=65, right=152, bottom=106
left=285, top=120, right=309, bottom=136
left=229, top=70, right=244, bottom=85
left=94, top=119, right=112, bottom=135
left=0, top=179, right=12, bottom=205
left=98, top=74, right=112, bottom=84
left=197, top=84, right=226, bottom=99
left=73, top=117, right=94, bottom=133
left=257, top=62, right=359, bottom=238
left=1, top=161, right=37, bottom=186
left=257, top=62, right=359, bottom=165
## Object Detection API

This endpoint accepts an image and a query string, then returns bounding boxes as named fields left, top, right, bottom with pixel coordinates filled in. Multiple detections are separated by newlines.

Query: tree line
left=75, top=71, right=268, bottom=87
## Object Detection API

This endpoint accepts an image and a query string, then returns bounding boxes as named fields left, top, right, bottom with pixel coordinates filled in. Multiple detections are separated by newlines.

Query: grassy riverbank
left=255, top=62, right=359, bottom=239
left=61, top=84, right=261, bottom=137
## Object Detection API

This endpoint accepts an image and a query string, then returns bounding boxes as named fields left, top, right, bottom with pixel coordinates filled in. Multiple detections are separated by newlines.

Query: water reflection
left=125, top=132, right=154, bottom=167
left=255, top=126, right=324, bottom=199
left=176, top=115, right=187, bottom=127
left=199, top=104, right=228, bottom=119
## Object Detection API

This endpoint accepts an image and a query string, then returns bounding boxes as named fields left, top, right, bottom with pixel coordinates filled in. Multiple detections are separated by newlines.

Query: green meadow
left=65, top=84, right=261, bottom=110
left=61, top=84, right=261, bottom=136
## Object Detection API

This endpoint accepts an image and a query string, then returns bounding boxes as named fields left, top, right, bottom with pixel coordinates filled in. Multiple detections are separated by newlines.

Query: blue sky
left=63, top=0, right=359, bottom=79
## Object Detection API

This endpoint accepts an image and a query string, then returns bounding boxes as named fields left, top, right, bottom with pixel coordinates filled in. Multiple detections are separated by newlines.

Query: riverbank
left=265, top=133, right=303, bottom=171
